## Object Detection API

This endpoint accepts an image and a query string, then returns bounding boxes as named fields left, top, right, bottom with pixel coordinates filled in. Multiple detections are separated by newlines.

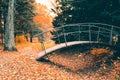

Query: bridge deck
left=37, top=41, right=98, bottom=59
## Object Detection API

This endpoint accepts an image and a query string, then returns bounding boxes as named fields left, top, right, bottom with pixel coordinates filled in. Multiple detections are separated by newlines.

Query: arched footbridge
left=34, top=23, right=120, bottom=59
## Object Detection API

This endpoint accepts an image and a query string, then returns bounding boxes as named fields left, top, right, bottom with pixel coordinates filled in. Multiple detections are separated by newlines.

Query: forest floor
left=0, top=41, right=120, bottom=80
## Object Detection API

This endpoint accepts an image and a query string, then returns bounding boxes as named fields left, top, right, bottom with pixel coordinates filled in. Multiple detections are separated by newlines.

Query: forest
left=0, top=0, right=120, bottom=80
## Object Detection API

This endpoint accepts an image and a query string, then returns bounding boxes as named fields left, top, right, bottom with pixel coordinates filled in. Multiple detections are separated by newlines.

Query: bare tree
left=4, top=0, right=17, bottom=51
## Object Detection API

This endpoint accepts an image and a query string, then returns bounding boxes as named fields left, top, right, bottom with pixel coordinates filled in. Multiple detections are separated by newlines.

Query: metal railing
left=34, top=23, right=120, bottom=54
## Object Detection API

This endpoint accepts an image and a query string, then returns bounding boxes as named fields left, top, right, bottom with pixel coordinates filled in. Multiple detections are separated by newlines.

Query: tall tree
left=4, top=0, right=17, bottom=51
left=15, top=0, right=36, bottom=33
left=33, top=3, right=54, bottom=41
left=15, top=0, right=38, bottom=42
left=0, top=0, right=8, bottom=30
left=33, top=3, right=53, bottom=31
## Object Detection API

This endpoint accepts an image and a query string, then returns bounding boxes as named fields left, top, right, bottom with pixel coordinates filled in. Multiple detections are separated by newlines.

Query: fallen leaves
left=90, top=48, right=110, bottom=55
left=0, top=43, right=120, bottom=80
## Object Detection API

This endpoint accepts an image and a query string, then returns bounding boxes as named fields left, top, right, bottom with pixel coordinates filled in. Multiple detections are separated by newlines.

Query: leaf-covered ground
left=0, top=43, right=120, bottom=80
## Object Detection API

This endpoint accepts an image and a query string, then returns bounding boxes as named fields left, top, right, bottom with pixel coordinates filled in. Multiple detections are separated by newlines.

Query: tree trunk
left=30, top=35, right=33, bottom=42
left=30, top=31, right=33, bottom=42
left=4, top=0, right=17, bottom=51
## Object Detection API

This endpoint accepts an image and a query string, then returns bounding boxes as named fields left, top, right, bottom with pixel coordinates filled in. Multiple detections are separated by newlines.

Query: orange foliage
left=90, top=48, right=110, bottom=55
left=33, top=3, right=53, bottom=31
left=15, top=35, right=27, bottom=44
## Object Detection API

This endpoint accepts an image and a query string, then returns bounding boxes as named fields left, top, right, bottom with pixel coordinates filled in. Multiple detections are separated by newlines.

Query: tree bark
left=4, top=0, right=17, bottom=51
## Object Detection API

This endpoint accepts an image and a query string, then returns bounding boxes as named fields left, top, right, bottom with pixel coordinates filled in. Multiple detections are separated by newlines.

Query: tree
left=0, top=0, right=36, bottom=33
left=33, top=3, right=54, bottom=41
left=52, top=0, right=120, bottom=43
left=33, top=3, right=54, bottom=31
left=15, top=0, right=36, bottom=33
left=0, top=0, right=8, bottom=30
left=0, top=0, right=40, bottom=43
left=15, top=0, right=38, bottom=42
left=4, top=0, right=17, bottom=51
left=53, top=0, right=120, bottom=26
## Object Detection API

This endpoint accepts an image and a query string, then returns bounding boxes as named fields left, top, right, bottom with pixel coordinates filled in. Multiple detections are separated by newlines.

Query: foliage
left=33, top=3, right=53, bottom=31
left=90, top=48, right=110, bottom=55
left=15, top=35, right=28, bottom=43
left=0, top=0, right=40, bottom=35
left=53, top=0, right=120, bottom=26
left=0, top=0, right=42, bottom=45
left=52, top=0, right=120, bottom=43
left=15, top=0, right=36, bottom=33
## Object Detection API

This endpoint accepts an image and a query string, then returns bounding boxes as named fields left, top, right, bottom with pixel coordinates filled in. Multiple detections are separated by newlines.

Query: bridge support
left=62, top=27, right=67, bottom=47
left=79, top=25, right=81, bottom=41
left=97, top=27, right=100, bottom=42
left=40, top=42, right=46, bottom=54
left=38, top=35, right=46, bottom=54
left=109, top=26, right=113, bottom=45
left=89, top=25, right=91, bottom=41
left=56, top=31, right=60, bottom=44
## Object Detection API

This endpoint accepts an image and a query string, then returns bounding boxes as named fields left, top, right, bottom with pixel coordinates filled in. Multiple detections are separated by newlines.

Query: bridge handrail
left=58, top=23, right=120, bottom=29
left=33, top=23, right=120, bottom=42
left=34, top=23, right=120, bottom=37
left=50, top=30, right=113, bottom=38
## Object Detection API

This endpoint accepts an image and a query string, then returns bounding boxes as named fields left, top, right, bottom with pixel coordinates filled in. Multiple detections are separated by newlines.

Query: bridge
left=34, top=23, right=120, bottom=60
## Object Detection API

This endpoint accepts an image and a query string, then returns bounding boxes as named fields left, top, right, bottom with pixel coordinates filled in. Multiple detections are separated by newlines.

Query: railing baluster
left=56, top=31, right=60, bottom=44
left=38, top=35, right=46, bottom=54
left=97, top=27, right=100, bottom=42
left=89, top=25, right=91, bottom=41
left=79, top=25, right=81, bottom=41
left=62, top=27, right=67, bottom=47
left=109, top=26, right=113, bottom=45
left=41, top=42, right=46, bottom=54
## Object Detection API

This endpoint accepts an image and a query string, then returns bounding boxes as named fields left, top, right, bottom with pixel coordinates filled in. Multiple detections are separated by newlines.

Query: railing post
left=1, top=33, right=4, bottom=45
left=62, top=27, right=67, bottom=47
left=79, top=25, right=81, bottom=41
left=38, top=34, right=46, bottom=54
left=89, top=25, right=91, bottom=41
left=97, top=27, right=100, bottom=42
left=109, top=26, right=113, bottom=45
left=56, top=31, right=60, bottom=44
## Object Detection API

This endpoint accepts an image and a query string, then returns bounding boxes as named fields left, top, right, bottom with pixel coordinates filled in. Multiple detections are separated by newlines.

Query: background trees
left=33, top=3, right=54, bottom=42
left=15, top=0, right=36, bottom=34
left=53, top=0, right=120, bottom=26
left=15, top=0, right=40, bottom=42
left=0, top=0, right=40, bottom=50
left=52, top=0, right=120, bottom=43
left=0, top=0, right=39, bottom=36
left=33, top=3, right=53, bottom=31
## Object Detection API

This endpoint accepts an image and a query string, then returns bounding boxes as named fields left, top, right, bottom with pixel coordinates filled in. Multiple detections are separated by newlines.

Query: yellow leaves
left=15, top=35, right=27, bottom=44
left=90, top=48, right=110, bottom=55
left=112, top=35, right=119, bottom=45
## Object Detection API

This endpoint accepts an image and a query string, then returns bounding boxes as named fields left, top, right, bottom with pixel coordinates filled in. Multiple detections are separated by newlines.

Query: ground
left=0, top=42, right=120, bottom=80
